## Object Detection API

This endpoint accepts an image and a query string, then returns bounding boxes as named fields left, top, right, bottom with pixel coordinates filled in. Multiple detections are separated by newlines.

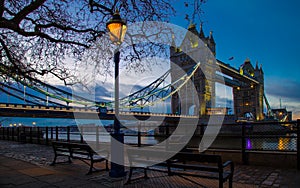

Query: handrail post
left=80, top=126, right=84, bottom=143
left=45, top=127, right=49, bottom=145
left=96, top=126, right=99, bottom=148
left=29, top=127, right=33, bottom=143
left=297, top=119, right=300, bottom=170
left=166, top=123, right=170, bottom=150
left=200, top=123, right=205, bottom=135
left=138, top=122, right=141, bottom=147
left=241, top=122, right=248, bottom=165
left=37, top=127, right=40, bottom=144
left=2, top=126, right=4, bottom=140
left=7, top=127, right=9, bottom=141
left=11, top=127, right=14, bottom=141
left=67, top=126, right=70, bottom=142
left=16, top=126, right=20, bottom=142
left=23, top=127, right=26, bottom=143
left=50, top=127, right=53, bottom=140
left=55, top=126, right=58, bottom=141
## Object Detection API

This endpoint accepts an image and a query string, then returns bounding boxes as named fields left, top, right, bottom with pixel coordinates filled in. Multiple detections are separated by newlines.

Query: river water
left=1, top=117, right=297, bottom=152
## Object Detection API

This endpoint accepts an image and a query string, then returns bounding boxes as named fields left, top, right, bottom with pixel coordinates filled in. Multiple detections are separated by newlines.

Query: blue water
left=0, top=117, right=112, bottom=127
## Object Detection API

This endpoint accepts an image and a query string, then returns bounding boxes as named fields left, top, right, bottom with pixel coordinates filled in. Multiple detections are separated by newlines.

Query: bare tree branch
left=0, top=0, right=205, bottom=86
left=12, top=0, right=46, bottom=25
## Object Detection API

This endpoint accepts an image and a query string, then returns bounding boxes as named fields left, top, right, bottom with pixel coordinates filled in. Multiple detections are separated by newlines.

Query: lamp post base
left=109, top=132, right=126, bottom=178
left=109, top=163, right=126, bottom=178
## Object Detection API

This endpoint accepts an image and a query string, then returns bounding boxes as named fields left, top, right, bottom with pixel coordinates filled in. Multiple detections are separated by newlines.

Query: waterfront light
left=106, top=9, right=127, bottom=178
left=106, top=9, right=127, bottom=45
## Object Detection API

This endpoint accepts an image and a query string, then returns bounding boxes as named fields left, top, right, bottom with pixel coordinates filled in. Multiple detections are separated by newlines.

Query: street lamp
left=106, top=9, right=127, bottom=45
left=106, top=9, right=127, bottom=178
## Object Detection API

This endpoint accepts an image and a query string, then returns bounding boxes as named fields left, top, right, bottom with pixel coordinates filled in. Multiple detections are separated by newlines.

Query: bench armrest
left=223, top=160, right=234, bottom=173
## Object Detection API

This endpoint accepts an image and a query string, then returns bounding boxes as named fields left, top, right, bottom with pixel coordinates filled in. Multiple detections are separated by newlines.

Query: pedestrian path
left=0, top=140, right=299, bottom=187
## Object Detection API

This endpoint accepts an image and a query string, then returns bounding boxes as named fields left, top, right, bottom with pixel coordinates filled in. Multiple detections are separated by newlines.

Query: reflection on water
left=246, top=138, right=252, bottom=150
left=46, top=131, right=297, bottom=151
left=278, top=137, right=290, bottom=150
left=251, top=135, right=296, bottom=151
left=45, top=132, right=158, bottom=145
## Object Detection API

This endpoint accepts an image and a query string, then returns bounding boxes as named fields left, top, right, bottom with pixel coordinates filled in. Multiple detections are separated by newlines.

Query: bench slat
left=126, top=148, right=234, bottom=188
left=51, top=141, right=109, bottom=174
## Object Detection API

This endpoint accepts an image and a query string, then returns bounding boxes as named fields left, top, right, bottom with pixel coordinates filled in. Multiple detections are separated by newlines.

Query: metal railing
left=0, top=120, right=299, bottom=169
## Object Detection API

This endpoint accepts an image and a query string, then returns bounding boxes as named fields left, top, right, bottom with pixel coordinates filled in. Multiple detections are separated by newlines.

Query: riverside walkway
left=0, top=140, right=299, bottom=188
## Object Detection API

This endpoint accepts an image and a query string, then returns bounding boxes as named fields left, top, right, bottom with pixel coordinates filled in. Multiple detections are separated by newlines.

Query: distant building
left=271, top=108, right=292, bottom=122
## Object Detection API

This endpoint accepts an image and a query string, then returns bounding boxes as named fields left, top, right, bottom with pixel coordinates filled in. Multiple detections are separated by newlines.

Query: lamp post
left=106, top=9, right=127, bottom=178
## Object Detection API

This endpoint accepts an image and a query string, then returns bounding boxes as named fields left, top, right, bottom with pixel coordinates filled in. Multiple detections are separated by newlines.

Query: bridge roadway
left=0, top=103, right=198, bottom=122
left=217, top=60, right=259, bottom=85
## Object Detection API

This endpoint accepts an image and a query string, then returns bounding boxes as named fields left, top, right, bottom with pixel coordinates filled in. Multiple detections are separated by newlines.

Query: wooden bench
left=168, top=152, right=234, bottom=188
left=126, top=149, right=234, bottom=188
left=50, top=141, right=109, bottom=174
left=126, top=148, right=171, bottom=184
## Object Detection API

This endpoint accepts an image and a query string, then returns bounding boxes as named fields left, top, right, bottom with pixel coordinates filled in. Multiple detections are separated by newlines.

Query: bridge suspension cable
left=1, top=62, right=201, bottom=110
left=116, top=62, right=201, bottom=109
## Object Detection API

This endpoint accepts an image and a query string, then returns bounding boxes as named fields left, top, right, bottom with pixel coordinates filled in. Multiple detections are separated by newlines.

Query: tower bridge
left=170, top=24, right=264, bottom=121
left=0, top=24, right=271, bottom=122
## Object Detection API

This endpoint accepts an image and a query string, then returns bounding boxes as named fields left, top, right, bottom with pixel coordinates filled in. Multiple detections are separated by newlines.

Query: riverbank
left=0, top=140, right=300, bottom=187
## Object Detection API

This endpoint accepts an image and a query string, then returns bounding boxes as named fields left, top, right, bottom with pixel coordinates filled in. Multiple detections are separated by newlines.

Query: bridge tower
left=233, top=59, right=264, bottom=120
left=170, top=24, right=216, bottom=116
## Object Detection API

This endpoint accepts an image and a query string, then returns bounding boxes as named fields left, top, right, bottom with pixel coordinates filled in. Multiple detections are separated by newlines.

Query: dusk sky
left=1, top=1, right=300, bottom=122
left=171, top=0, right=300, bottom=119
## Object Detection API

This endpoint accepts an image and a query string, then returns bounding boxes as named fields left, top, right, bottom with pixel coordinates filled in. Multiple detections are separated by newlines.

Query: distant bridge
left=0, top=57, right=267, bottom=121
left=0, top=103, right=198, bottom=122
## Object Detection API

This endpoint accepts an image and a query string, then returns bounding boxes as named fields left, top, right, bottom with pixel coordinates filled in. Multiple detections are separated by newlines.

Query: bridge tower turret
left=170, top=23, right=216, bottom=116
left=233, top=59, right=264, bottom=120
left=254, top=62, right=264, bottom=120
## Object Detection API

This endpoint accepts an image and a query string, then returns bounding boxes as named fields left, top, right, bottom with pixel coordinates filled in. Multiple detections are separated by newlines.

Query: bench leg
left=105, top=160, right=109, bottom=171
left=87, top=161, right=94, bottom=175
left=144, top=168, right=149, bottom=179
left=50, top=155, right=72, bottom=166
left=229, top=176, right=233, bottom=188
left=68, top=156, right=72, bottom=163
left=50, top=155, right=57, bottom=166
left=86, top=159, right=99, bottom=175
left=125, top=168, right=133, bottom=184
left=167, top=165, right=172, bottom=176
left=219, top=180, right=223, bottom=188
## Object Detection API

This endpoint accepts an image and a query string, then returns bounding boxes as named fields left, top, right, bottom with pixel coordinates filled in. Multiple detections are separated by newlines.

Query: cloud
left=265, top=78, right=300, bottom=102
left=265, top=77, right=300, bottom=120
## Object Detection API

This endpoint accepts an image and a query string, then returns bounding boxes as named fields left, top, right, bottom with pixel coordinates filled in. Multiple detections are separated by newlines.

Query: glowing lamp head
left=106, top=10, right=127, bottom=44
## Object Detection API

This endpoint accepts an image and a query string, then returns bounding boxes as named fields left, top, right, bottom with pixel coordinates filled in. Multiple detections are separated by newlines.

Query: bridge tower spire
left=170, top=24, right=216, bottom=116
left=233, top=59, right=264, bottom=120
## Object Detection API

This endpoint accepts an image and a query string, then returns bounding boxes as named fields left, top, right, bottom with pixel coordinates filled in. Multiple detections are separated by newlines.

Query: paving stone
left=262, top=180, right=273, bottom=186
left=0, top=140, right=299, bottom=187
